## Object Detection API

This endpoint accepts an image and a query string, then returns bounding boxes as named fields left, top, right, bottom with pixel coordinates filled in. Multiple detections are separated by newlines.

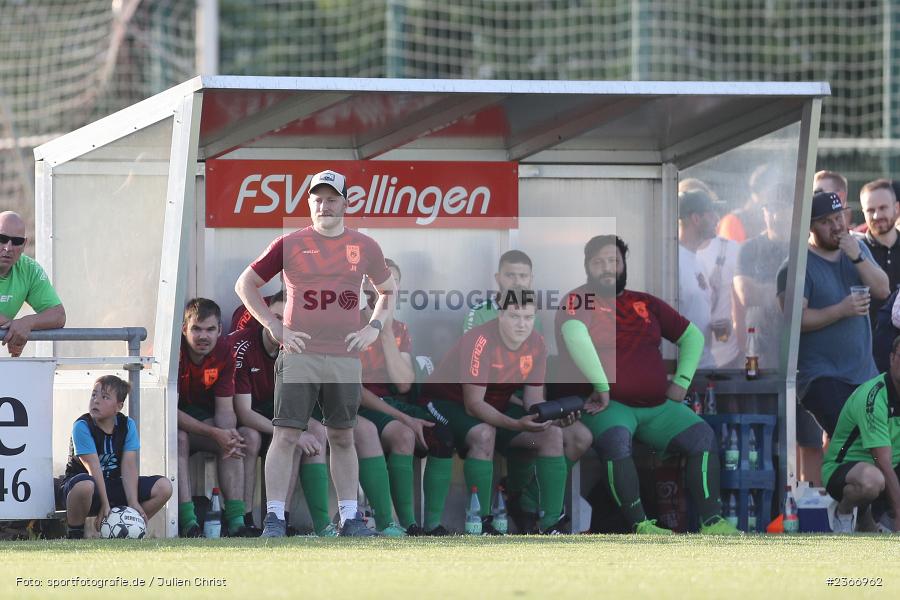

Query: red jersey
left=552, top=287, right=689, bottom=407
left=178, top=336, right=236, bottom=410
left=229, top=328, right=276, bottom=408
left=421, top=320, right=547, bottom=411
left=229, top=293, right=277, bottom=334
left=361, top=317, right=413, bottom=397
left=250, top=227, right=390, bottom=356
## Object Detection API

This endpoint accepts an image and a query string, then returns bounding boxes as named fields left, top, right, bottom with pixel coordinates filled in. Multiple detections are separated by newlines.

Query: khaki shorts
left=274, top=352, right=361, bottom=430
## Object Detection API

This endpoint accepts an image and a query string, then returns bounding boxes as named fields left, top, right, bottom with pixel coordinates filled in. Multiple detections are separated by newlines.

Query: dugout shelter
left=30, top=77, right=828, bottom=536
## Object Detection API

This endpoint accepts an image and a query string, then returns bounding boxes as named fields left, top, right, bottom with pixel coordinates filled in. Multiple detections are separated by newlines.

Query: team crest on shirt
left=696, top=272, right=708, bottom=291
left=632, top=301, right=651, bottom=324
left=519, top=355, right=533, bottom=378
left=346, top=245, right=361, bottom=271
left=203, top=368, right=219, bottom=387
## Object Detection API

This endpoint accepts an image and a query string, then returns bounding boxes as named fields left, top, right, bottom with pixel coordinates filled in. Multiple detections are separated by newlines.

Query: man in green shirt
left=463, top=250, right=542, bottom=334
left=0, top=211, right=65, bottom=357
left=823, top=335, right=900, bottom=533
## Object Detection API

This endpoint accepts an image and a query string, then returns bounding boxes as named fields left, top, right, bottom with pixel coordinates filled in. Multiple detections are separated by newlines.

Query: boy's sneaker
left=179, top=523, right=202, bottom=538
left=481, top=515, right=504, bottom=536
left=340, top=512, right=378, bottom=537
left=699, top=516, right=741, bottom=535
left=66, top=528, right=84, bottom=540
left=260, top=512, right=286, bottom=538
left=404, top=524, right=426, bottom=536
left=378, top=522, right=407, bottom=537
left=633, top=519, right=674, bottom=535
left=317, top=523, right=339, bottom=537
left=426, top=525, right=450, bottom=536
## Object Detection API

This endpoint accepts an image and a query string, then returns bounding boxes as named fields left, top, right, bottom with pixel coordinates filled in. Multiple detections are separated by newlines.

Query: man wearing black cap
left=235, top=169, right=397, bottom=537
left=777, top=191, right=889, bottom=445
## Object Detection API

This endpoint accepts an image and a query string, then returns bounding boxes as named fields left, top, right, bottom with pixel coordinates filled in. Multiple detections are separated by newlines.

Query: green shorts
left=274, top=352, right=361, bottom=430
left=580, top=398, right=704, bottom=456
left=428, top=399, right=526, bottom=456
left=179, top=403, right=214, bottom=423
left=358, top=396, right=434, bottom=435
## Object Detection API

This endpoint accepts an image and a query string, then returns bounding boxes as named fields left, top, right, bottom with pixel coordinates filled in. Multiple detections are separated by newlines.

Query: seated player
left=421, top=290, right=573, bottom=534
left=230, top=291, right=331, bottom=536
left=357, top=258, right=455, bottom=536
left=177, top=298, right=257, bottom=537
left=551, top=235, right=738, bottom=535
left=59, top=376, right=172, bottom=539
left=822, top=335, right=900, bottom=533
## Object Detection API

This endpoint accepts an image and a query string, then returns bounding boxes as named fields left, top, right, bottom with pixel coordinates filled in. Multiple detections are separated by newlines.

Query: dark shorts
left=796, top=405, right=825, bottom=448
left=179, top=403, right=214, bottom=423
left=428, top=398, right=526, bottom=455
left=358, top=396, right=434, bottom=436
left=60, top=473, right=164, bottom=516
left=800, top=378, right=858, bottom=438
left=825, top=461, right=858, bottom=502
left=274, top=352, right=361, bottom=430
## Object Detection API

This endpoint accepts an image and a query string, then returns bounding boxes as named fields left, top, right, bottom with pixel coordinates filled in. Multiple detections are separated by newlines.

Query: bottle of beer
left=745, top=327, right=759, bottom=380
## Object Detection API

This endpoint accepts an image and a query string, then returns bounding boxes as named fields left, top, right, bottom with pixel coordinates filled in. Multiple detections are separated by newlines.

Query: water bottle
left=748, top=427, right=759, bottom=469
left=465, top=486, right=482, bottom=535
left=725, top=427, right=739, bottom=471
left=747, top=492, right=757, bottom=532
left=725, top=493, right=738, bottom=528
left=745, top=327, right=759, bottom=380
left=704, top=382, right=717, bottom=415
left=783, top=485, right=799, bottom=534
left=492, top=486, right=508, bottom=534
left=203, top=487, right=222, bottom=539
left=691, top=392, right=703, bottom=415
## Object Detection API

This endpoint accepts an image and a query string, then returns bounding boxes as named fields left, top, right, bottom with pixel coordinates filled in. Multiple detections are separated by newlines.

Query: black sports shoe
left=539, top=517, right=571, bottom=535
left=227, top=524, right=262, bottom=538
left=425, top=525, right=450, bottom=536
left=179, top=523, right=202, bottom=538
left=481, top=515, right=504, bottom=536
left=285, top=525, right=301, bottom=537
left=404, top=523, right=426, bottom=536
left=506, top=493, right=539, bottom=534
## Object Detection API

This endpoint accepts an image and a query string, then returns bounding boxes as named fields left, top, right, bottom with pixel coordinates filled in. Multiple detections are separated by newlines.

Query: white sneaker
left=832, top=509, right=856, bottom=534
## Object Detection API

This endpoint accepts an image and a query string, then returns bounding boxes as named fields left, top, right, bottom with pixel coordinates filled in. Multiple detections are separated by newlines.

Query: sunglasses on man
left=0, top=234, right=26, bottom=246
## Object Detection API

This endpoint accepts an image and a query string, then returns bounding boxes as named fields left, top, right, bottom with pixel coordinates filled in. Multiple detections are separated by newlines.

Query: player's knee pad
left=666, top=422, right=716, bottom=456
left=425, top=422, right=455, bottom=459
left=592, top=426, right=633, bottom=461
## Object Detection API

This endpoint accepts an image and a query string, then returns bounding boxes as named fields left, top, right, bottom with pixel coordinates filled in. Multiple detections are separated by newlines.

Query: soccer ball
left=100, top=506, right=146, bottom=539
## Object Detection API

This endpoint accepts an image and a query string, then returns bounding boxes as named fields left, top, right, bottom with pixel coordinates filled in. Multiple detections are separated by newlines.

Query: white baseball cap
left=309, top=169, right=347, bottom=197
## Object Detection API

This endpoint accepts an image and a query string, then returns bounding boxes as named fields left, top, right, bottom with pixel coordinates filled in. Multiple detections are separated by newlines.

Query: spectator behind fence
left=0, top=211, right=66, bottom=356
left=855, top=178, right=900, bottom=324
left=776, top=192, right=888, bottom=487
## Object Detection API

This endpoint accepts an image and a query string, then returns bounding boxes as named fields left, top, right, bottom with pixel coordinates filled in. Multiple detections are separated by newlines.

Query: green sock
left=423, top=456, right=453, bottom=530
left=359, top=455, right=395, bottom=530
left=300, top=463, right=331, bottom=534
left=387, top=453, right=416, bottom=528
left=685, top=450, right=723, bottom=524
left=463, top=458, right=493, bottom=517
left=536, top=456, right=567, bottom=530
left=224, top=499, right=246, bottom=533
left=178, top=501, right=198, bottom=531
left=565, top=457, right=577, bottom=473
left=506, top=452, right=538, bottom=512
left=605, top=457, right=646, bottom=527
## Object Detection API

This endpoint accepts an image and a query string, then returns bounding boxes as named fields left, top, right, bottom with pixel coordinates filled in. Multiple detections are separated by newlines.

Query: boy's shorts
left=60, top=473, right=164, bottom=516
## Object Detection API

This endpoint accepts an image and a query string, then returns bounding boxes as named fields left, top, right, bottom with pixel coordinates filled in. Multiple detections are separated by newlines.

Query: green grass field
left=0, top=535, right=896, bottom=599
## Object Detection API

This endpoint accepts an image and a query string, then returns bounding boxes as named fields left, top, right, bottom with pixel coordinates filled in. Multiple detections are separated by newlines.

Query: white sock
left=338, top=501, right=359, bottom=525
left=267, top=501, right=285, bottom=521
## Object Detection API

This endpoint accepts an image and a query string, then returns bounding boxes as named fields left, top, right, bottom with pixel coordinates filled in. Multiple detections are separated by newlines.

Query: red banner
left=205, top=160, right=518, bottom=228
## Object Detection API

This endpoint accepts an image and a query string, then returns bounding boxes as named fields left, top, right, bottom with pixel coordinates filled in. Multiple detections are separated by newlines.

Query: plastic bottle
left=783, top=485, right=799, bottom=534
left=725, top=427, right=739, bottom=471
left=748, top=427, right=759, bottom=469
left=725, top=493, right=738, bottom=528
left=747, top=492, right=757, bottom=532
left=492, top=486, right=508, bottom=534
left=692, top=393, right=703, bottom=415
left=203, top=487, right=222, bottom=539
left=745, top=327, right=759, bottom=380
left=704, top=382, right=717, bottom=415
left=465, top=486, right=482, bottom=535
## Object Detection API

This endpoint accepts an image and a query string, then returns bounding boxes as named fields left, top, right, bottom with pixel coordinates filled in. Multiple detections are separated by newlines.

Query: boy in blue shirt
left=60, top=375, right=172, bottom=539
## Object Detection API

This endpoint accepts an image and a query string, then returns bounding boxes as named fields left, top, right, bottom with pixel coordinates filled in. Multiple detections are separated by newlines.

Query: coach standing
left=0, top=210, right=66, bottom=357
left=235, top=169, right=396, bottom=537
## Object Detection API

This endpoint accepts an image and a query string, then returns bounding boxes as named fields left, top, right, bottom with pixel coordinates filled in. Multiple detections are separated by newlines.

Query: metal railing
left=1, top=327, right=149, bottom=425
